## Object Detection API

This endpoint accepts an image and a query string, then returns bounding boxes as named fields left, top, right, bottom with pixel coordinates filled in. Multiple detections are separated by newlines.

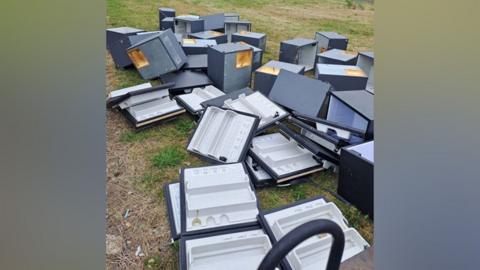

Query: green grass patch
left=175, top=117, right=195, bottom=136
left=120, top=129, right=156, bottom=143
left=152, top=146, right=187, bottom=169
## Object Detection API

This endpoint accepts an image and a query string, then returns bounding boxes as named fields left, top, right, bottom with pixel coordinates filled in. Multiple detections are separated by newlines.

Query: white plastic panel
left=127, top=97, right=183, bottom=122
left=327, top=96, right=369, bottom=132
left=315, top=122, right=352, bottom=140
left=346, top=141, right=374, bottom=163
left=245, top=156, right=271, bottom=182
left=289, top=228, right=369, bottom=270
left=177, top=86, right=225, bottom=112
left=119, top=89, right=169, bottom=109
left=187, top=107, right=257, bottom=163
left=168, top=183, right=181, bottom=236
left=251, top=133, right=321, bottom=177
left=107, top=82, right=152, bottom=99
left=263, top=198, right=370, bottom=270
left=223, top=92, right=288, bottom=129
left=298, top=44, right=317, bottom=71
left=183, top=163, right=259, bottom=232
left=185, top=229, right=273, bottom=270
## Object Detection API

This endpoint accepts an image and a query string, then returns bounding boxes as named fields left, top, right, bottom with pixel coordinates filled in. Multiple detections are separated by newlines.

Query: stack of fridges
left=106, top=7, right=377, bottom=269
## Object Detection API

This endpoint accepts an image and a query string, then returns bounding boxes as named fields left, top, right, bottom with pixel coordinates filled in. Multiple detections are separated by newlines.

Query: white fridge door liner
left=185, top=229, right=273, bottom=270
left=250, top=133, right=321, bottom=177
left=126, top=97, right=184, bottom=122
left=177, top=86, right=225, bottom=113
left=263, top=198, right=369, bottom=270
left=187, top=107, right=257, bottom=163
left=167, top=182, right=181, bottom=237
left=245, top=155, right=272, bottom=182
left=183, top=163, right=259, bottom=233
left=223, top=92, right=288, bottom=130
left=118, top=89, right=170, bottom=109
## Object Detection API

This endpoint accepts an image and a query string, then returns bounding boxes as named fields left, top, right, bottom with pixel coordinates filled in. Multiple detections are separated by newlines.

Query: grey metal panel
left=330, top=90, right=374, bottom=121
left=268, top=70, right=333, bottom=117
left=223, top=53, right=252, bottom=92
left=159, top=7, right=175, bottom=30
left=207, top=45, right=226, bottom=90
left=160, top=70, right=213, bottom=96
left=316, top=49, right=358, bottom=65
left=200, top=13, right=225, bottom=31
left=224, top=21, right=252, bottom=41
left=181, top=39, right=217, bottom=55
left=279, top=42, right=298, bottom=65
left=224, top=13, right=240, bottom=21
left=315, top=64, right=368, bottom=91
left=188, top=31, right=228, bottom=44
left=231, top=32, right=267, bottom=51
left=279, top=39, right=318, bottom=71
left=315, top=31, right=348, bottom=53
left=160, top=17, right=175, bottom=31
left=174, top=16, right=205, bottom=38
left=253, top=60, right=305, bottom=96
left=183, top=54, right=208, bottom=70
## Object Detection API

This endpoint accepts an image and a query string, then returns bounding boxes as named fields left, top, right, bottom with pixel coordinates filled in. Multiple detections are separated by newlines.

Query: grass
left=107, top=0, right=374, bottom=268
left=152, top=146, right=187, bottom=169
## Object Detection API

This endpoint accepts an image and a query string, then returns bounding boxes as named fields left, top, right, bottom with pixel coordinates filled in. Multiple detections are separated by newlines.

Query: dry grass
left=106, top=0, right=374, bottom=269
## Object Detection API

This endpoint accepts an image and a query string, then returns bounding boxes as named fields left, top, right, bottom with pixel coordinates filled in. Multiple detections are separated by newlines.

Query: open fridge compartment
left=223, top=91, right=289, bottom=132
left=179, top=227, right=275, bottom=270
left=249, top=132, right=323, bottom=184
left=175, top=85, right=225, bottom=115
left=180, top=163, right=260, bottom=236
left=187, top=106, right=259, bottom=164
left=297, top=43, right=318, bottom=71
left=258, top=196, right=370, bottom=270
left=164, top=182, right=182, bottom=241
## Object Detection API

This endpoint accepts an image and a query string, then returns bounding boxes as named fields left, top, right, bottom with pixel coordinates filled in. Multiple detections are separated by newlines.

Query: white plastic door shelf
left=165, top=182, right=181, bottom=239
left=187, top=106, right=258, bottom=163
left=250, top=133, right=322, bottom=182
left=223, top=92, right=288, bottom=130
left=261, top=197, right=370, bottom=270
left=183, top=229, right=273, bottom=270
left=176, top=86, right=225, bottom=114
left=182, top=163, right=259, bottom=234
left=119, top=88, right=170, bottom=109
left=126, top=96, right=185, bottom=126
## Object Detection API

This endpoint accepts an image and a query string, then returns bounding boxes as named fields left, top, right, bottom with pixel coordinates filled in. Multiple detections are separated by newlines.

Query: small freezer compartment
left=316, top=49, right=358, bottom=66
left=279, top=38, right=318, bottom=71
left=175, top=85, right=225, bottom=115
left=245, top=155, right=274, bottom=189
left=356, top=51, right=374, bottom=93
left=268, top=69, right=333, bottom=118
left=127, top=29, right=187, bottom=80
left=319, top=90, right=374, bottom=139
left=338, top=141, right=374, bottom=219
left=189, top=30, right=228, bottom=44
left=207, top=43, right=253, bottom=93
left=314, top=31, right=348, bottom=53
left=223, top=91, right=289, bottom=132
left=174, top=15, right=205, bottom=38
left=180, top=228, right=274, bottom=270
left=106, top=27, right=145, bottom=68
left=123, top=95, right=186, bottom=129
left=253, top=60, right=305, bottom=97
left=160, top=70, right=213, bottom=97
left=164, top=182, right=182, bottom=241
left=249, top=133, right=323, bottom=184
left=224, top=21, right=252, bottom=42
left=187, top=106, right=259, bottom=164
left=182, top=39, right=217, bottom=55
left=180, top=163, right=260, bottom=236
left=315, top=64, right=368, bottom=91
left=233, top=42, right=263, bottom=71
left=258, top=196, right=369, bottom=270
